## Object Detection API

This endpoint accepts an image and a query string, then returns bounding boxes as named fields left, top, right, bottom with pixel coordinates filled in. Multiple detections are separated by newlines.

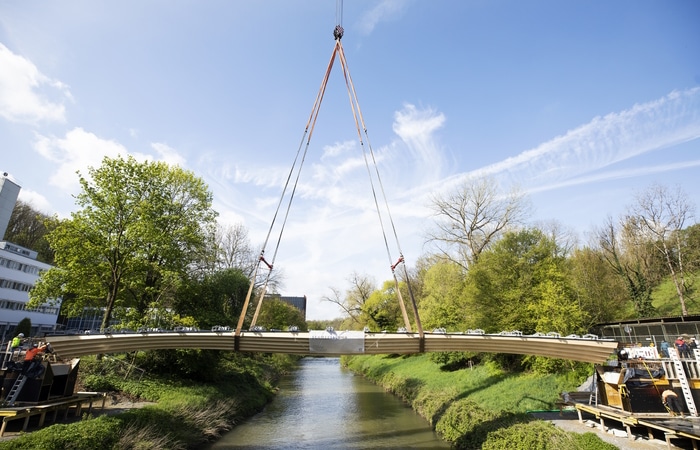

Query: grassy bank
left=342, top=354, right=617, bottom=450
left=0, top=352, right=297, bottom=450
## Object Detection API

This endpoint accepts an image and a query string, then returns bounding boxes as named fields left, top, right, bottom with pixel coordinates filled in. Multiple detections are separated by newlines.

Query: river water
left=207, top=357, right=450, bottom=449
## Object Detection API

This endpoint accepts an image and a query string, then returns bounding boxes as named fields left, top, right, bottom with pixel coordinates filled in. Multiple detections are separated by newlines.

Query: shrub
left=481, top=421, right=617, bottom=450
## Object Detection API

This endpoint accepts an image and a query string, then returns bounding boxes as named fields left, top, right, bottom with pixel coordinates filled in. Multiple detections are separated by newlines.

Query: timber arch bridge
left=45, top=12, right=623, bottom=366
left=44, top=329, right=619, bottom=364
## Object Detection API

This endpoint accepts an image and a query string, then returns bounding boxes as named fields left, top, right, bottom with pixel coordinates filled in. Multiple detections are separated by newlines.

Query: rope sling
left=235, top=3, right=424, bottom=345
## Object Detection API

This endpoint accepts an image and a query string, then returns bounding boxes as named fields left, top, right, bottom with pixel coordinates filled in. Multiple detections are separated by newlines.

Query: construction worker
left=22, top=343, right=48, bottom=376
left=10, top=333, right=24, bottom=358
left=662, top=389, right=684, bottom=417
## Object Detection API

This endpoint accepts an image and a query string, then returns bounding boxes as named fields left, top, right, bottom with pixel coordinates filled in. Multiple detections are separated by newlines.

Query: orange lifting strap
left=235, top=12, right=424, bottom=342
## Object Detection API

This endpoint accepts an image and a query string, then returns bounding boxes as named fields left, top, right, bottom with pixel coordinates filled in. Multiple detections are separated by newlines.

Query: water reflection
left=207, top=357, right=449, bottom=449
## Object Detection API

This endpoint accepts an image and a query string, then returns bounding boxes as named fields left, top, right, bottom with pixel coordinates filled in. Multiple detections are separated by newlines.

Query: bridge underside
left=45, top=331, right=619, bottom=364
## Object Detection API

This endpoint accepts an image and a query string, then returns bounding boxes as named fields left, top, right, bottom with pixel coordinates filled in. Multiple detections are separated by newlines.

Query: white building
left=0, top=174, right=60, bottom=341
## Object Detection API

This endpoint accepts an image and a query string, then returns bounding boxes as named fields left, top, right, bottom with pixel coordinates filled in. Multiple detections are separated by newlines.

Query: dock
left=0, top=392, right=106, bottom=437
left=573, top=402, right=700, bottom=449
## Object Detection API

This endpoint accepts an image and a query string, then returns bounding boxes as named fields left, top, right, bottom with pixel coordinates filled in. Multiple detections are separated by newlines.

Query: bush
left=428, top=351, right=479, bottom=371
left=481, top=421, right=617, bottom=450
left=0, top=416, right=121, bottom=450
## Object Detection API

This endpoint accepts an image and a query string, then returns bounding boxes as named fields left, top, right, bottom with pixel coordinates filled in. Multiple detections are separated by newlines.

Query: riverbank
left=342, top=354, right=648, bottom=449
left=0, top=353, right=294, bottom=449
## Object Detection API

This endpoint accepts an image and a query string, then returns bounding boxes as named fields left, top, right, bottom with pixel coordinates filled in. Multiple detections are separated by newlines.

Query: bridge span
left=44, top=330, right=619, bottom=364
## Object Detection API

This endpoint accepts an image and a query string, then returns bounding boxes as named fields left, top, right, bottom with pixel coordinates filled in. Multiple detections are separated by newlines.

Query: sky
left=1, top=1, right=699, bottom=321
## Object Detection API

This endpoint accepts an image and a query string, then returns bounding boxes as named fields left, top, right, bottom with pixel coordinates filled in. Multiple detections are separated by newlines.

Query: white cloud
left=150, top=142, right=187, bottom=167
left=438, top=87, right=700, bottom=194
left=16, top=189, right=53, bottom=215
left=392, top=103, right=446, bottom=182
left=0, top=43, right=70, bottom=124
left=34, top=127, right=127, bottom=193
left=358, top=0, right=410, bottom=35
left=33, top=129, right=194, bottom=195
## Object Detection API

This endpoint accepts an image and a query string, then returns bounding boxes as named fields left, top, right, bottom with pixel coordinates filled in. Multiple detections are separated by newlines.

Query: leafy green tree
left=4, top=200, right=54, bottom=264
left=256, top=298, right=307, bottom=331
left=569, top=247, right=629, bottom=326
left=175, top=268, right=254, bottom=328
left=418, top=259, right=469, bottom=331
left=465, top=229, right=584, bottom=336
left=29, top=155, right=218, bottom=331
left=360, top=280, right=405, bottom=331
left=13, top=317, right=32, bottom=338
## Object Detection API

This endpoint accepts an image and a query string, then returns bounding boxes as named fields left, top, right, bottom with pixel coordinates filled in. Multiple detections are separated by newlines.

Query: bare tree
left=322, top=272, right=377, bottom=324
left=426, top=176, right=530, bottom=270
left=628, top=183, right=695, bottom=316
left=217, top=223, right=254, bottom=272
left=534, top=219, right=579, bottom=257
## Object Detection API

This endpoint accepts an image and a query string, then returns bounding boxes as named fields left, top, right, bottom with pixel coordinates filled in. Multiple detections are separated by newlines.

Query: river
left=207, top=357, right=450, bottom=449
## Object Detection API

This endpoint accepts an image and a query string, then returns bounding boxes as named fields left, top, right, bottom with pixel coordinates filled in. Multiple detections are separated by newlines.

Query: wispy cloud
left=357, top=0, right=411, bottom=35
left=433, top=87, right=700, bottom=195
left=0, top=43, right=71, bottom=124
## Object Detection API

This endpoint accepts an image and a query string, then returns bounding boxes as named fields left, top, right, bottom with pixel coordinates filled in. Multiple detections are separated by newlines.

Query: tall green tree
left=569, top=247, right=629, bottom=326
left=418, top=259, right=469, bottom=330
left=29, top=155, right=218, bottom=330
left=257, top=298, right=307, bottom=331
left=4, top=200, right=54, bottom=264
left=174, top=268, right=251, bottom=328
left=361, top=280, right=405, bottom=331
left=596, top=216, right=659, bottom=318
left=464, top=228, right=584, bottom=336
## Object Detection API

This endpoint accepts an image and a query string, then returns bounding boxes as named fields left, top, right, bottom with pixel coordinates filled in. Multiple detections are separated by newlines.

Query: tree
left=29, top=155, right=218, bottom=331
left=596, top=216, right=658, bottom=318
left=361, top=280, right=405, bottom=331
left=426, top=176, right=529, bottom=270
left=628, top=183, right=695, bottom=315
left=257, top=298, right=307, bottom=331
left=569, top=247, right=629, bottom=327
left=174, top=268, right=251, bottom=328
left=322, top=272, right=376, bottom=325
left=4, top=200, right=54, bottom=263
left=13, top=317, right=32, bottom=338
left=215, top=223, right=254, bottom=272
left=464, top=228, right=584, bottom=336
left=418, top=259, right=469, bottom=330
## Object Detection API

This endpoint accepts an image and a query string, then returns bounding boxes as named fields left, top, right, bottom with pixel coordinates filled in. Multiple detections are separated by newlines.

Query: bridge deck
left=44, top=331, right=619, bottom=364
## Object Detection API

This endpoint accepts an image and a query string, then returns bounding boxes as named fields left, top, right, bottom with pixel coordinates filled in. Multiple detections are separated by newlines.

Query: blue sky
left=1, top=1, right=699, bottom=320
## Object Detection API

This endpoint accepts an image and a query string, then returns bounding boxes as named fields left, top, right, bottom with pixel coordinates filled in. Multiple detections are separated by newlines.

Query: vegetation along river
left=207, top=357, right=450, bottom=449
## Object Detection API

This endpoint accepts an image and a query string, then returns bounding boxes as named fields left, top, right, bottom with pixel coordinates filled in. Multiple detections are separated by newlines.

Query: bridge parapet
left=44, top=331, right=619, bottom=364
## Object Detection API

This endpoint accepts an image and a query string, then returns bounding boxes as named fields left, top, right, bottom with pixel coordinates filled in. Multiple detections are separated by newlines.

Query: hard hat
left=18, top=333, right=24, bottom=337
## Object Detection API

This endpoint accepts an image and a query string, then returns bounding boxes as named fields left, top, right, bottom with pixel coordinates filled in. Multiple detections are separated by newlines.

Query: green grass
left=0, top=352, right=296, bottom=450
left=652, top=272, right=700, bottom=316
left=343, top=354, right=606, bottom=449
left=345, top=354, right=584, bottom=414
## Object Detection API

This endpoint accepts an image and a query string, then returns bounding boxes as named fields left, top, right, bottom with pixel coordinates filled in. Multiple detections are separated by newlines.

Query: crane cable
left=334, top=37, right=423, bottom=338
left=236, top=4, right=424, bottom=340
left=236, top=25, right=340, bottom=336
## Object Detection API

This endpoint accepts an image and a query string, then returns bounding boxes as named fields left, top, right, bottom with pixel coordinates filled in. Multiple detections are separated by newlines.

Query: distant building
left=0, top=173, right=61, bottom=341
left=265, top=293, right=307, bottom=319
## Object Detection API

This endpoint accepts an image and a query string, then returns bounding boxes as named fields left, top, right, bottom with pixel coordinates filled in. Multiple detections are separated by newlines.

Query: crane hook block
left=333, top=25, right=344, bottom=40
